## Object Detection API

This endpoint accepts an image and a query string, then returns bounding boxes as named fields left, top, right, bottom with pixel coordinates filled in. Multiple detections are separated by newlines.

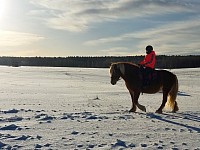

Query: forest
left=0, top=55, right=199, bottom=69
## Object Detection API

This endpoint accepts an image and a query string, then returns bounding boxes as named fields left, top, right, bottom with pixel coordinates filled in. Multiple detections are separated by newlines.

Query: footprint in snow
left=35, top=144, right=42, bottom=149
left=6, top=116, right=23, bottom=122
left=39, top=115, right=54, bottom=121
left=71, top=131, right=79, bottom=135
left=0, top=124, right=20, bottom=130
left=1, top=109, right=19, bottom=114
left=14, top=135, right=31, bottom=141
left=0, top=142, right=6, bottom=148
left=111, top=139, right=127, bottom=148
left=141, top=143, right=148, bottom=147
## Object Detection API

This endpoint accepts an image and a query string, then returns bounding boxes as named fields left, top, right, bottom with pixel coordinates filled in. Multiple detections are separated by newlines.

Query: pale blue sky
left=0, top=0, right=200, bottom=56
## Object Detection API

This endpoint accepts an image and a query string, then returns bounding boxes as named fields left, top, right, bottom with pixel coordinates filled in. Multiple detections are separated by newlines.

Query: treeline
left=0, top=55, right=199, bottom=69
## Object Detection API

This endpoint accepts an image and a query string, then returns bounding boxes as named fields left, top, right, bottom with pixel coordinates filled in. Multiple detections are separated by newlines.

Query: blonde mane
left=110, top=62, right=138, bottom=76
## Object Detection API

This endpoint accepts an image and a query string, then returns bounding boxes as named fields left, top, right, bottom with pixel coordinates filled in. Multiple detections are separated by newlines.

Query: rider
left=139, top=45, right=156, bottom=69
left=139, top=45, right=156, bottom=88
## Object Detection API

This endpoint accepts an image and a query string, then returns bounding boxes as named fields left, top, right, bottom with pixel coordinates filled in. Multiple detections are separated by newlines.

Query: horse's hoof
left=129, top=109, right=136, bottom=112
left=143, top=107, right=147, bottom=112
left=172, top=109, right=178, bottom=113
left=172, top=104, right=179, bottom=113
left=155, top=110, right=162, bottom=114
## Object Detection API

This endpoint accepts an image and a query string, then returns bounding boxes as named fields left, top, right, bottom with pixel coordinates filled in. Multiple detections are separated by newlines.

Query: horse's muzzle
left=111, top=80, right=117, bottom=85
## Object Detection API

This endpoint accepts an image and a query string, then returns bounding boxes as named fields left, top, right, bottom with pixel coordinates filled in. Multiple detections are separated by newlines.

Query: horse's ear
left=110, top=62, right=114, bottom=67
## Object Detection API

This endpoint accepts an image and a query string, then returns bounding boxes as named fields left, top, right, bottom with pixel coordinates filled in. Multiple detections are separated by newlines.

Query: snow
left=0, top=66, right=199, bottom=149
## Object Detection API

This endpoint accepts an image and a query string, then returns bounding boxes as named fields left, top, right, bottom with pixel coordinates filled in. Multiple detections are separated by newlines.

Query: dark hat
left=146, top=45, right=153, bottom=54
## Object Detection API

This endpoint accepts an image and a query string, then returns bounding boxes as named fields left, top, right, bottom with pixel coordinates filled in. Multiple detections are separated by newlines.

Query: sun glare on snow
left=0, top=0, right=8, bottom=19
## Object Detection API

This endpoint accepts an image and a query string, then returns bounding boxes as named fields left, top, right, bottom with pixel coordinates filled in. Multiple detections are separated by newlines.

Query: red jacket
left=139, top=51, right=156, bottom=69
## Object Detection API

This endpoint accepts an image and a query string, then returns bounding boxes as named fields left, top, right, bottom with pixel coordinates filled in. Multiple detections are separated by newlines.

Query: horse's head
left=110, top=63, right=125, bottom=85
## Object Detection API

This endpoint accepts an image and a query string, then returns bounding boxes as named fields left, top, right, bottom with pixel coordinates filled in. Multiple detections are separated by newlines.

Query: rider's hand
left=138, top=64, right=143, bottom=66
left=138, top=64, right=144, bottom=68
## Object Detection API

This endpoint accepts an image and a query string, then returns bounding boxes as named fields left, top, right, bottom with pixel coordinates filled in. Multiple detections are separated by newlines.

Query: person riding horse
left=110, top=62, right=179, bottom=113
left=139, top=45, right=156, bottom=88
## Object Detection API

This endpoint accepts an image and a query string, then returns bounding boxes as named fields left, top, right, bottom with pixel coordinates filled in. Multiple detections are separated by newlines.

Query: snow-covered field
left=0, top=66, right=199, bottom=150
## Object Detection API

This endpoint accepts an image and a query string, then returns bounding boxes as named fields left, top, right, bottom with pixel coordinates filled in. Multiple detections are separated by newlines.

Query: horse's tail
left=166, top=74, right=179, bottom=112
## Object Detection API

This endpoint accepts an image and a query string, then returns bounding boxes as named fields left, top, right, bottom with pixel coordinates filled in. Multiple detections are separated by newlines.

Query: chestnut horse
left=109, top=62, right=179, bottom=114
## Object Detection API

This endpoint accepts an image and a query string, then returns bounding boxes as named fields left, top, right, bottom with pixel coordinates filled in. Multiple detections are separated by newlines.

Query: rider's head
left=146, top=45, right=153, bottom=54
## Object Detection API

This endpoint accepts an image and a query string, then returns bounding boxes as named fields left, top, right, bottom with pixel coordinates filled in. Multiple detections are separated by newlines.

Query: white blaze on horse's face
left=110, top=63, right=125, bottom=85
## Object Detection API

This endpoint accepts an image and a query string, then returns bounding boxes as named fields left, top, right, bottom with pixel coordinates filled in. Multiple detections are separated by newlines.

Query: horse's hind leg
left=156, top=90, right=168, bottom=114
left=137, top=103, right=146, bottom=112
left=172, top=101, right=179, bottom=113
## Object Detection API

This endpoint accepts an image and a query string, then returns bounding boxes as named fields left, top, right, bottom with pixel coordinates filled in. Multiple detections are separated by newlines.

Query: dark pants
left=140, top=67, right=154, bottom=87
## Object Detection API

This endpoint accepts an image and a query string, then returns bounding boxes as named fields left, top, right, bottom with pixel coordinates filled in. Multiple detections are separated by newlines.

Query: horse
left=109, top=62, right=179, bottom=114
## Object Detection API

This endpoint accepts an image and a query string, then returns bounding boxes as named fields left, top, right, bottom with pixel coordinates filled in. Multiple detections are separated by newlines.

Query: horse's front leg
left=129, top=90, right=146, bottom=112
left=134, top=91, right=146, bottom=112
left=129, top=91, right=136, bottom=112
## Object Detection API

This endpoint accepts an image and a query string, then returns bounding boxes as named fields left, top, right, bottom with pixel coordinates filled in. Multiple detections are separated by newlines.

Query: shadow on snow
left=147, top=112, right=200, bottom=133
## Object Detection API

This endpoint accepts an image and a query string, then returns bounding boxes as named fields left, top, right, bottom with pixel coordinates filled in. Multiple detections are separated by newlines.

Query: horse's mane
left=110, top=62, right=139, bottom=68
left=110, top=62, right=139, bottom=77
